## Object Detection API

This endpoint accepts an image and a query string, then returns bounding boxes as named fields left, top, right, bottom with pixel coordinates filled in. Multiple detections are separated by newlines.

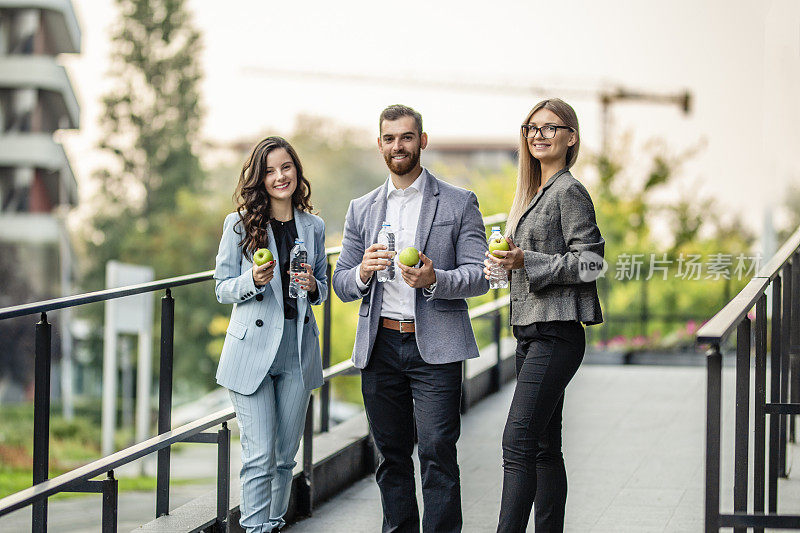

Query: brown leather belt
left=381, top=317, right=416, bottom=333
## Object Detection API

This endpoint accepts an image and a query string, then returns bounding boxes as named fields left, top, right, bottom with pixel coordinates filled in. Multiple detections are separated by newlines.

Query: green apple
left=488, top=236, right=510, bottom=258
left=253, top=248, right=273, bottom=266
left=398, top=246, right=420, bottom=267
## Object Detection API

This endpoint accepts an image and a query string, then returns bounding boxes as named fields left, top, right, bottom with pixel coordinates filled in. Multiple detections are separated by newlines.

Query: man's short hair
left=379, top=104, right=423, bottom=136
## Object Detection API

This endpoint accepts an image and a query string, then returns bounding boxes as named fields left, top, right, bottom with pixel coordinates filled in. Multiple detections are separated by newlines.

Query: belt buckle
left=398, top=320, right=412, bottom=333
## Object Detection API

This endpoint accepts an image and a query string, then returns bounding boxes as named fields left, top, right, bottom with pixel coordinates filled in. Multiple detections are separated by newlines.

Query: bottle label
left=386, top=233, right=395, bottom=280
left=291, top=251, right=307, bottom=272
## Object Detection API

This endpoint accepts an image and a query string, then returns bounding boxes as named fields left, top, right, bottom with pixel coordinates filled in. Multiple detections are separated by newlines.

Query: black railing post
left=321, top=261, right=332, bottom=433
left=101, top=471, right=118, bottom=533
left=460, top=360, right=469, bottom=414
left=706, top=345, right=722, bottom=533
left=32, top=312, right=51, bottom=533
left=156, top=288, right=175, bottom=517
left=780, top=261, right=792, bottom=476
left=640, top=277, right=648, bottom=338
left=769, top=274, right=782, bottom=512
left=491, top=289, right=502, bottom=393
left=598, top=275, right=609, bottom=344
left=216, top=422, right=231, bottom=531
left=734, top=318, right=751, bottom=533
left=298, top=394, right=315, bottom=516
left=754, top=294, right=767, bottom=533
left=791, top=252, right=800, bottom=443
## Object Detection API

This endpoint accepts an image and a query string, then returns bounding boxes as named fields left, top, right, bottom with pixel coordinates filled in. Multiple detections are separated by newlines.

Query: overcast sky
left=58, top=0, right=800, bottom=239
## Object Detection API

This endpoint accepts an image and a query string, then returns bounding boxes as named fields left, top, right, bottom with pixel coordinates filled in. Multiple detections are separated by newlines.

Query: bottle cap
left=492, top=226, right=501, bottom=231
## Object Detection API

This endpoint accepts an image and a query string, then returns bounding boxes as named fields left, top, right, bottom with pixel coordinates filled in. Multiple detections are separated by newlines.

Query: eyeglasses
left=521, top=124, right=574, bottom=139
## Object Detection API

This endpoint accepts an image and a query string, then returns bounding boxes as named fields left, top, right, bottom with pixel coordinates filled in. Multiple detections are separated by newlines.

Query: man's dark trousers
left=361, top=325, right=463, bottom=533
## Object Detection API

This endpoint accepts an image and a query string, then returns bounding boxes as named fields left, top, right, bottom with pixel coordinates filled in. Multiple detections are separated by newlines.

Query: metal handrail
left=696, top=223, right=800, bottom=531
left=0, top=408, right=236, bottom=517
left=320, top=295, right=511, bottom=382
left=0, top=212, right=511, bottom=532
left=0, top=214, right=505, bottom=320
left=0, top=246, right=341, bottom=320
left=696, top=277, right=769, bottom=345
left=0, top=271, right=215, bottom=320
left=468, top=294, right=510, bottom=319
left=696, top=225, right=800, bottom=345
left=757, top=225, right=800, bottom=281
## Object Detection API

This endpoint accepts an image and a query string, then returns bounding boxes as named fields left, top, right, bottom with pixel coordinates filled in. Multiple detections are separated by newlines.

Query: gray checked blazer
left=509, top=168, right=604, bottom=326
left=332, top=169, right=490, bottom=369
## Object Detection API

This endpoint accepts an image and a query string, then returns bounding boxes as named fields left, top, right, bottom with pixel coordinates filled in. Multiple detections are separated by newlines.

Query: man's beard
left=384, top=149, right=420, bottom=176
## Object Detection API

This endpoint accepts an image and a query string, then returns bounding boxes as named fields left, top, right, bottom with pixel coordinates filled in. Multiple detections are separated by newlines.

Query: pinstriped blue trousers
left=229, top=319, right=311, bottom=533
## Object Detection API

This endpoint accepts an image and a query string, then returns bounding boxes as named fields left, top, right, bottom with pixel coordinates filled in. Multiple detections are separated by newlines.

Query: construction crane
left=240, top=66, right=692, bottom=153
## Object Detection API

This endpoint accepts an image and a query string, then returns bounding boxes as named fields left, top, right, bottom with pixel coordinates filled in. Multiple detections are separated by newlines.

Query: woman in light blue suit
left=214, top=136, right=327, bottom=533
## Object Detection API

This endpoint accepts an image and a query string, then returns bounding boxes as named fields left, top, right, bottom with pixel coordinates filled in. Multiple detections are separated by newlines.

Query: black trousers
left=496, top=321, right=585, bottom=533
left=361, top=326, right=464, bottom=533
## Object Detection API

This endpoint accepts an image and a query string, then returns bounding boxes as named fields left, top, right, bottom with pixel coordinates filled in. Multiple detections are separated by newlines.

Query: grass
left=0, top=465, right=214, bottom=500
left=0, top=400, right=211, bottom=500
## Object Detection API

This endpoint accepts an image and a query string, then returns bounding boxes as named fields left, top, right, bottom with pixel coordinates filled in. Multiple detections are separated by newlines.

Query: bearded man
left=332, top=104, right=489, bottom=533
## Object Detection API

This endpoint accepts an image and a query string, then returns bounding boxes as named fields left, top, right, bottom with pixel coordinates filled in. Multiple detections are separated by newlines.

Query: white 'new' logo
left=578, top=251, right=608, bottom=282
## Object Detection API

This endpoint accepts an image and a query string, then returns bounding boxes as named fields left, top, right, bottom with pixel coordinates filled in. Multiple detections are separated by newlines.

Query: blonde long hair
left=506, top=98, right=580, bottom=236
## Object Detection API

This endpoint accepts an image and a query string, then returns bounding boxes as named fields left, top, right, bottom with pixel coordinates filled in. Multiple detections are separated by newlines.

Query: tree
left=80, top=0, right=204, bottom=283
left=201, top=118, right=388, bottom=403
left=96, top=0, right=203, bottom=216
left=76, top=0, right=212, bottom=393
left=439, top=136, right=755, bottom=348
left=0, top=245, right=39, bottom=399
left=778, top=182, right=800, bottom=243
left=288, top=115, right=386, bottom=239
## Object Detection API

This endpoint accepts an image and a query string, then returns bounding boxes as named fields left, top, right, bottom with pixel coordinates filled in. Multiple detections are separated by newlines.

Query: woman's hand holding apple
left=252, top=260, right=275, bottom=287
left=485, top=236, right=524, bottom=273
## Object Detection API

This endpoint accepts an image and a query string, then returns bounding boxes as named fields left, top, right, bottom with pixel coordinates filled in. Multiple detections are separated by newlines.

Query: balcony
left=0, top=56, right=80, bottom=130
left=0, top=133, right=77, bottom=208
left=0, top=0, right=81, bottom=54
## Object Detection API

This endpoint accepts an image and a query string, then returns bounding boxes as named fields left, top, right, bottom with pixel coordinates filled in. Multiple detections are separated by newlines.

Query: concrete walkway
left=3, top=364, right=799, bottom=531
left=286, top=364, right=800, bottom=532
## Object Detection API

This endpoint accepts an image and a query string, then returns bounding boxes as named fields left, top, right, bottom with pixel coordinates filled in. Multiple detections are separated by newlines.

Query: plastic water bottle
left=488, top=226, right=509, bottom=289
left=376, top=222, right=395, bottom=283
left=289, top=239, right=308, bottom=299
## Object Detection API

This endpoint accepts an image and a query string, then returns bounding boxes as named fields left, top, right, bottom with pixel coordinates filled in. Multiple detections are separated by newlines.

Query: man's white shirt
left=355, top=169, right=427, bottom=320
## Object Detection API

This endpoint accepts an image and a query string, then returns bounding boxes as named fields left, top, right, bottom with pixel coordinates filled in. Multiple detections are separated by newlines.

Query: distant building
left=0, top=0, right=81, bottom=402
left=425, top=137, right=518, bottom=172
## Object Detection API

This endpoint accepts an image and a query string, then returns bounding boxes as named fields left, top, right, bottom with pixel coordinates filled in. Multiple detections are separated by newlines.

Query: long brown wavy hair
left=233, top=136, right=313, bottom=258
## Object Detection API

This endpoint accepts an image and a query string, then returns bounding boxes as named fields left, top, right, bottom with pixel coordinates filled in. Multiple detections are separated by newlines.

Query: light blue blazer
left=214, top=209, right=327, bottom=395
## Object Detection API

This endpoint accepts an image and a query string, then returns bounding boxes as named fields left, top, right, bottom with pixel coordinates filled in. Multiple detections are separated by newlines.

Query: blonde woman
left=485, top=98, right=604, bottom=532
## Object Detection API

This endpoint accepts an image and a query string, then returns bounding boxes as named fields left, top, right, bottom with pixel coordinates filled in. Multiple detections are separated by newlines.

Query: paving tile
left=593, top=503, right=674, bottom=531
left=610, top=487, right=686, bottom=508
left=15, top=365, right=800, bottom=532
left=626, top=460, right=699, bottom=489
left=340, top=477, right=381, bottom=501
left=664, top=516, right=703, bottom=532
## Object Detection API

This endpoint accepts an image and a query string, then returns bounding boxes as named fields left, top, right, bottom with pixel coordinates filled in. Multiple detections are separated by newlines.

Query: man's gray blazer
left=332, top=169, right=489, bottom=369
left=509, top=168, right=604, bottom=326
